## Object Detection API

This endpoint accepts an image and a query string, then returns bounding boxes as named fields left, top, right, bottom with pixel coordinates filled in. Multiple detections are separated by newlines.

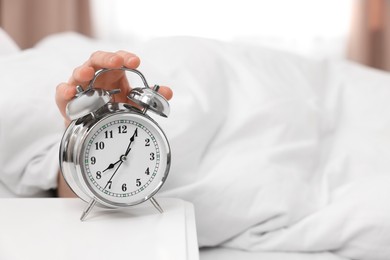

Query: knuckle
left=90, top=50, right=103, bottom=59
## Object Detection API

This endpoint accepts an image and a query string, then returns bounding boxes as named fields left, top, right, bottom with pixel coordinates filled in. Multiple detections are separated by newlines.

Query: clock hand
left=102, top=128, right=138, bottom=189
left=102, top=158, right=122, bottom=172
left=125, top=128, right=138, bottom=156
left=103, top=160, right=124, bottom=191
left=102, top=128, right=138, bottom=173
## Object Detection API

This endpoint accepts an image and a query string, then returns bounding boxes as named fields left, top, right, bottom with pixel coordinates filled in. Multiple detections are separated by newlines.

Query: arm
left=55, top=50, right=173, bottom=197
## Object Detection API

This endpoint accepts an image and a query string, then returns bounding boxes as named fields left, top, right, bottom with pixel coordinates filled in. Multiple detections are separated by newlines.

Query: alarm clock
left=59, top=67, right=171, bottom=221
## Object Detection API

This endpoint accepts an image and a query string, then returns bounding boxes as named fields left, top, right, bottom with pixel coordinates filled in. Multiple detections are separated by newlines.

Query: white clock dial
left=80, top=113, right=169, bottom=206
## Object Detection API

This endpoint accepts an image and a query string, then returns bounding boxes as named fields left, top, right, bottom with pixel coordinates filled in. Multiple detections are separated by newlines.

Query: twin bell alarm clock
left=59, top=67, right=171, bottom=221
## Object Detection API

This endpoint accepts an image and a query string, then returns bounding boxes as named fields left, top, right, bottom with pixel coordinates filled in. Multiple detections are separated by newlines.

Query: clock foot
left=150, top=197, right=163, bottom=213
left=80, top=198, right=97, bottom=221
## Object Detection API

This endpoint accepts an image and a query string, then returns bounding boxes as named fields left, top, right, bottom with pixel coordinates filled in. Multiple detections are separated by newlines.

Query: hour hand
left=103, top=158, right=121, bottom=172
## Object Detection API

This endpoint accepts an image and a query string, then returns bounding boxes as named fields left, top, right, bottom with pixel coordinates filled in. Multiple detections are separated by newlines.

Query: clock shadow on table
left=83, top=203, right=163, bottom=222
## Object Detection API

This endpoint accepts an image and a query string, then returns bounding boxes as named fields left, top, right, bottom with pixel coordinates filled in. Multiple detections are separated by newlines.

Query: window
left=91, top=0, right=353, bottom=58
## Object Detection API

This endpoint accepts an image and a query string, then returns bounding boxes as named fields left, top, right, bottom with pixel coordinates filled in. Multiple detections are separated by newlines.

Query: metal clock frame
left=59, top=68, right=171, bottom=221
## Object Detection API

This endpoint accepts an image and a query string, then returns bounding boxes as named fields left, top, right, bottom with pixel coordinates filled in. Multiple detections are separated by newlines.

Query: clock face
left=80, top=113, right=170, bottom=206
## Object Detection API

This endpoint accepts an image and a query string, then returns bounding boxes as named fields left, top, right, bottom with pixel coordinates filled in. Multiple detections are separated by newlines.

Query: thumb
left=56, top=82, right=76, bottom=124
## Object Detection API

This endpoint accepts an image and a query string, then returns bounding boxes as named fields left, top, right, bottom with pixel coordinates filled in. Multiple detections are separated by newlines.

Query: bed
left=0, top=30, right=389, bottom=260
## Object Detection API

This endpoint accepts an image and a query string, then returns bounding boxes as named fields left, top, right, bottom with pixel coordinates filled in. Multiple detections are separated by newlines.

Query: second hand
left=103, top=159, right=124, bottom=191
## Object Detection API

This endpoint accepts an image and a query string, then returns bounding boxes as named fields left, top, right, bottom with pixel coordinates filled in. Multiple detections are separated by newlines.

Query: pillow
left=222, top=57, right=390, bottom=260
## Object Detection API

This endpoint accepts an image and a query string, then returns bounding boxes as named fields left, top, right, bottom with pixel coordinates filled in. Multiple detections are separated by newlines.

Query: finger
left=157, top=86, right=173, bottom=100
left=55, top=82, right=77, bottom=120
left=115, top=50, right=141, bottom=68
left=69, top=51, right=141, bottom=88
left=86, top=50, right=124, bottom=70
left=113, top=76, right=132, bottom=103
left=68, top=65, right=95, bottom=86
left=109, top=51, right=140, bottom=102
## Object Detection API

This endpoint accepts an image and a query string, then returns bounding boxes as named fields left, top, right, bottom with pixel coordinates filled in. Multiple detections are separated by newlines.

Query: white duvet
left=0, top=32, right=389, bottom=260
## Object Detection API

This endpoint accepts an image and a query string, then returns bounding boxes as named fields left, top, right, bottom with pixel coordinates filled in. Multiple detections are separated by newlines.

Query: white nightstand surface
left=0, top=198, right=198, bottom=260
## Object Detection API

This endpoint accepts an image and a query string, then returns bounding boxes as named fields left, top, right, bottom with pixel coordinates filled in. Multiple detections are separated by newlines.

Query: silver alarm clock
left=59, top=67, right=171, bottom=221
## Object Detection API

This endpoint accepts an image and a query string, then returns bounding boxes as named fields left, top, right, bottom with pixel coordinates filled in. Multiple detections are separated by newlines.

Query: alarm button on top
left=128, top=86, right=170, bottom=118
left=66, top=87, right=115, bottom=120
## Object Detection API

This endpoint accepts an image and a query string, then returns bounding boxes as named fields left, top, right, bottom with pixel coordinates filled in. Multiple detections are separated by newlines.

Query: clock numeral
left=96, top=171, right=102, bottom=179
left=145, top=138, right=150, bottom=146
left=145, top=167, right=150, bottom=175
left=91, top=157, right=96, bottom=165
left=95, top=141, right=105, bottom=150
left=150, top=152, right=155, bottom=161
left=122, top=183, right=127, bottom=192
left=136, top=178, right=141, bottom=187
left=107, top=181, right=112, bottom=189
left=104, top=130, right=113, bottom=139
left=118, top=125, right=127, bottom=134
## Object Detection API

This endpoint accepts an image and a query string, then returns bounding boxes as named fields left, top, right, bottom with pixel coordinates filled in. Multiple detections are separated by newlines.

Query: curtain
left=347, top=0, right=390, bottom=71
left=0, top=0, right=91, bottom=49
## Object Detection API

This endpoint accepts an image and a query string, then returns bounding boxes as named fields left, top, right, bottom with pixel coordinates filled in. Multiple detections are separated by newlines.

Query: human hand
left=56, top=50, right=173, bottom=198
left=55, top=50, right=173, bottom=126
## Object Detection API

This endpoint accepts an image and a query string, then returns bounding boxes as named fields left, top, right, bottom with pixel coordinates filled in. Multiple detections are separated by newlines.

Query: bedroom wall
left=347, top=0, right=390, bottom=72
left=0, top=0, right=91, bottom=49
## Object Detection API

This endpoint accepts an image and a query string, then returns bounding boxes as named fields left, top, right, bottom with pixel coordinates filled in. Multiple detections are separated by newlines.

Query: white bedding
left=0, top=32, right=389, bottom=260
left=200, top=247, right=349, bottom=260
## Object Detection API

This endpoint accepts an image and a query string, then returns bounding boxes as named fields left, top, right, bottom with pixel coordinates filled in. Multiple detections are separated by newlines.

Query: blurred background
left=0, top=0, right=390, bottom=71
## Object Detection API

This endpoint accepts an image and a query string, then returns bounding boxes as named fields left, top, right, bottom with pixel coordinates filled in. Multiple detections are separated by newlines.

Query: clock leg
left=150, top=197, right=164, bottom=213
left=80, top=198, right=97, bottom=221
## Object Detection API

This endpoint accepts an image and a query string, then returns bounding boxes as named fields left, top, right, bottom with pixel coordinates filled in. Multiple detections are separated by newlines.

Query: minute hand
left=125, top=128, right=138, bottom=156
left=103, top=160, right=124, bottom=190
